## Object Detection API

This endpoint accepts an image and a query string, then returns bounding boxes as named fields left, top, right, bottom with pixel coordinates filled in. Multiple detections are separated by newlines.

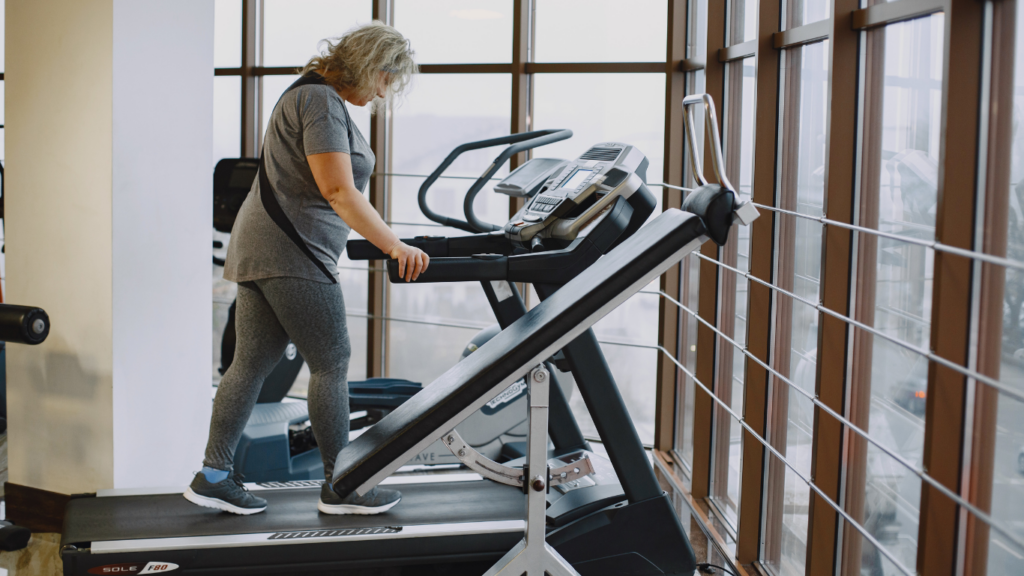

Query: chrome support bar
left=443, top=430, right=524, bottom=488
left=482, top=364, right=581, bottom=576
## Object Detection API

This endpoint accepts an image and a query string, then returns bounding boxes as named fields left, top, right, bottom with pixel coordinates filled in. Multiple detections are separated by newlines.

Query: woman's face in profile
left=348, top=72, right=389, bottom=107
left=375, top=72, right=389, bottom=99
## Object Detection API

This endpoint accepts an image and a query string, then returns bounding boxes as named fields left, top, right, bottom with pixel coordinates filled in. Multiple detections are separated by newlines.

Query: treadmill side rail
left=86, top=520, right=526, bottom=554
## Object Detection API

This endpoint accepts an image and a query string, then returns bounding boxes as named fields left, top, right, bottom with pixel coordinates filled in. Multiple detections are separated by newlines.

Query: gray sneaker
left=318, top=483, right=401, bottom=515
left=184, top=472, right=267, bottom=515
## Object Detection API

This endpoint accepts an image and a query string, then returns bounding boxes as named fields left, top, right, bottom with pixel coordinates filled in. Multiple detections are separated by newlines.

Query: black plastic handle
left=347, top=233, right=514, bottom=261
left=418, top=129, right=572, bottom=233
left=386, top=255, right=508, bottom=284
left=347, top=237, right=452, bottom=260
left=0, top=304, right=50, bottom=345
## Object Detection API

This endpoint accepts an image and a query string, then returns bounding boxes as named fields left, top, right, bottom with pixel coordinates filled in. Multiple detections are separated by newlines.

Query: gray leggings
left=204, top=276, right=350, bottom=482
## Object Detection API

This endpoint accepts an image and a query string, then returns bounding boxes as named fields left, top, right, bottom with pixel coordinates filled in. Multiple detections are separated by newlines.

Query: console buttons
left=524, top=215, right=542, bottom=222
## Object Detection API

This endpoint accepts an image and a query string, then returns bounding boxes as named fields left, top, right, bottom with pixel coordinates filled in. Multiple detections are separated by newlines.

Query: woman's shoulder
left=292, top=82, right=341, bottom=101
left=287, top=83, right=347, bottom=122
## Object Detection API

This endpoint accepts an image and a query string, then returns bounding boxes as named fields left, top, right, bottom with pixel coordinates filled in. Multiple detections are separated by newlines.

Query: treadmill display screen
left=559, top=169, right=592, bottom=190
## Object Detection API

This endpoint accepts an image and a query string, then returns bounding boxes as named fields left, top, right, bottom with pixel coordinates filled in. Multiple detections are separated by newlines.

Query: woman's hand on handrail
left=387, top=240, right=430, bottom=282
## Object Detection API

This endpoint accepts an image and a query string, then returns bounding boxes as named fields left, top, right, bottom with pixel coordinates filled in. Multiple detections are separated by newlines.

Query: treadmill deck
left=63, top=478, right=524, bottom=548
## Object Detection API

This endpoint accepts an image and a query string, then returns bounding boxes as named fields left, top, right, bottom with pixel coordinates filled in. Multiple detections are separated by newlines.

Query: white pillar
left=6, top=0, right=214, bottom=493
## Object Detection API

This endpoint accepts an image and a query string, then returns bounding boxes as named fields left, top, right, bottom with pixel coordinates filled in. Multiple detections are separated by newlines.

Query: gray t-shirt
left=223, top=80, right=374, bottom=284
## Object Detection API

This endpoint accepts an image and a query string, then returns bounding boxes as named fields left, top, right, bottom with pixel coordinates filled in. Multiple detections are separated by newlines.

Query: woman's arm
left=307, top=151, right=428, bottom=282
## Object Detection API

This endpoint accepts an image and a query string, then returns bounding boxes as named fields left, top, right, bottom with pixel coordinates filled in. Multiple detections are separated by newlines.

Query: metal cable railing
left=693, top=251, right=1024, bottom=406
left=642, top=185, right=1023, bottom=274
left=655, top=289, right=1024, bottom=555
left=655, top=343, right=918, bottom=576
left=344, top=312, right=490, bottom=332
left=650, top=182, right=689, bottom=191
left=753, top=202, right=1024, bottom=274
left=347, top=310, right=658, bottom=352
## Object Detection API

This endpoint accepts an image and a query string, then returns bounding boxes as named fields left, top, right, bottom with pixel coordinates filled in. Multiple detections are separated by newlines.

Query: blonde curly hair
left=302, top=21, right=416, bottom=113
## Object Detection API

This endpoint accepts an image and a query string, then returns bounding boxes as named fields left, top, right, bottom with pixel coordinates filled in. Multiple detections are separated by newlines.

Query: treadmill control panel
left=503, top=142, right=649, bottom=249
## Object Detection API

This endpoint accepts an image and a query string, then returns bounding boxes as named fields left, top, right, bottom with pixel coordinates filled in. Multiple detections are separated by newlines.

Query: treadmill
left=343, top=130, right=654, bottom=472
left=61, top=128, right=756, bottom=575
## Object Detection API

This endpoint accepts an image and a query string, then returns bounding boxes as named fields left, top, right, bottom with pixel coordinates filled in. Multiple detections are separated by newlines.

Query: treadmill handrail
left=346, top=232, right=512, bottom=260
left=382, top=195, right=636, bottom=285
left=333, top=207, right=711, bottom=498
left=462, top=129, right=572, bottom=233
left=418, top=129, right=572, bottom=234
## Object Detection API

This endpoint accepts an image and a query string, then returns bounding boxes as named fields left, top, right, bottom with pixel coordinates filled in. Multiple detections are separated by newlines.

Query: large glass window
left=214, top=0, right=241, bottom=68
left=673, top=69, right=707, bottom=476
left=263, top=0, right=370, bottom=67
left=762, top=40, right=828, bottom=576
left=709, top=56, right=755, bottom=528
left=675, top=251, right=701, bottom=476
left=987, top=2, right=1024, bottom=572
left=728, top=0, right=757, bottom=45
left=534, top=0, right=667, bottom=63
left=843, top=14, right=944, bottom=573
left=533, top=72, right=666, bottom=443
left=394, top=0, right=512, bottom=63
left=213, top=77, right=241, bottom=165
left=784, top=0, right=830, bottom=29
left=387, top=74, right=512, bottom=384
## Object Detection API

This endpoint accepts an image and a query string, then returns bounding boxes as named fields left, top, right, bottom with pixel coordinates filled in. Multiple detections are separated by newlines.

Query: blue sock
left=202, top=466, right=229, bottom=483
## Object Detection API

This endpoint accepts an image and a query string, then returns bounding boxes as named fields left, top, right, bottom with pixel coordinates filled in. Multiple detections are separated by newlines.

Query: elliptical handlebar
left=418, top=129, right=572, bottom=234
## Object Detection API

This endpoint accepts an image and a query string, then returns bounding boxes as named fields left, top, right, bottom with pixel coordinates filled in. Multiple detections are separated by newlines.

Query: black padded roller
left=681, top=183, right=736, bottom=247
left=0, top=304, right=50, bottom=345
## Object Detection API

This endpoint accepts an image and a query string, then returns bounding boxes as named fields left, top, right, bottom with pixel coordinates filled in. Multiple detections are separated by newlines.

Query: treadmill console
left=502, top=143, right=649, bottom=249
left=493, top=158, right=569, bottom=198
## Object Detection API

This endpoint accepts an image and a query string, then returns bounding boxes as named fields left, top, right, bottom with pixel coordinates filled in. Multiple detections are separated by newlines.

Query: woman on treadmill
left=185, top=22, right=427, bottom=516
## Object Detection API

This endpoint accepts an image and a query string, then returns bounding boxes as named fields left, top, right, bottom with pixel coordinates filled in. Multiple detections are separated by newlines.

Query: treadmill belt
left=62, top=481, right=523, bottom=545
